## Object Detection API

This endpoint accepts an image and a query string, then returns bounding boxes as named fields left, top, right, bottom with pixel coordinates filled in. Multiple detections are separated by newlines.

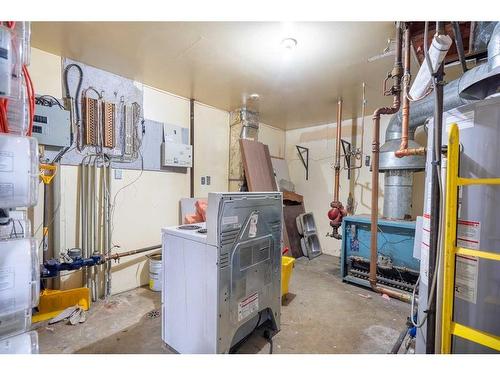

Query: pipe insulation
left=409, top=34, right=453, bottom=100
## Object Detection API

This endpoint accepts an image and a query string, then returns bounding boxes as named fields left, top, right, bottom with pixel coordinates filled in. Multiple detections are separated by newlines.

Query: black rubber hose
left=228, top=311, right=262, bottom=354
left=263, top=329, right=274, bottom=354
left=452, top=22, right=468, bottom=73
left=390, top=324, right=410, bottom=354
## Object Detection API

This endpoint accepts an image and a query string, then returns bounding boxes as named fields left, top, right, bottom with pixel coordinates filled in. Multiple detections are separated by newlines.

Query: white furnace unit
left=161, top=192, right=282, bottom=353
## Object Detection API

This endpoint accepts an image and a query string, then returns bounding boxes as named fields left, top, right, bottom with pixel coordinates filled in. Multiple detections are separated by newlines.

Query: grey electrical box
left=32, top=104, right=71, bottom=148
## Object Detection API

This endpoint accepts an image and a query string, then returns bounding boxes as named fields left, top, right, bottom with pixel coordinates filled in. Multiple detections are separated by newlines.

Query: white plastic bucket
left=148, top=254, right=162, bottom=292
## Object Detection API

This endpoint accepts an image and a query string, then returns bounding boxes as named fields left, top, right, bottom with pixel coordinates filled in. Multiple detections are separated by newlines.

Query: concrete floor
left=35, top=254, right=409, bottom=354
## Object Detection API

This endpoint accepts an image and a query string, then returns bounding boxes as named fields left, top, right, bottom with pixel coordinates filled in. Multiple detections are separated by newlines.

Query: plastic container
left=0, top=330, right=38, bottom=354
left=148, top=254, right=162, bottom=292
left=0, top=134, right=39, bottom=209
left=14, top=22, right=31, bottom=66
left=0, top=238, right=38, bottom=338
left=0, top=25, right=22, bottom=100
left=281, top=256, right=295, bottom=298
left=6, top=83, right=29, bottom=135
left=0, top=26, right=13, bottom=98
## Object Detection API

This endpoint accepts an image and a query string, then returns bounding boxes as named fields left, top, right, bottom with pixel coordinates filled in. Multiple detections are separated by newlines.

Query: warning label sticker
left=238, top=292, right=259, bottom=321
left=455, top=255, right=479, bottom=304
left=222, top=216, right=238, bottom=225
left=457, top=219, right=481, bottom=250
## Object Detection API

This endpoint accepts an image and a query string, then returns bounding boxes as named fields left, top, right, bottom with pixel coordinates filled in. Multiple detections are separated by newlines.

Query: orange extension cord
left=0, top=21, right=34, bottom=136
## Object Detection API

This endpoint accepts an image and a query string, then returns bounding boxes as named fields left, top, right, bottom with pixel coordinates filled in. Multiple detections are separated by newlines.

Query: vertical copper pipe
left=401, top=25, right=411, bottom=151
left=395, top=24, right=426, bottom=158
left=369, top=22, right=411, bottom=302
left=334, top=98, right=342, bottom=202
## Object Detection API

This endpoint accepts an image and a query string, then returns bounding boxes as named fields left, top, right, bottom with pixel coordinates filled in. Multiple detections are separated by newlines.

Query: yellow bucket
left=32, top=288, right=91, bottom=323
left=281, top=256, right=295, bottom=297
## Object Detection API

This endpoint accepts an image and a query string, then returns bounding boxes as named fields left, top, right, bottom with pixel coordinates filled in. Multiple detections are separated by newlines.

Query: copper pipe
left=104, top=244, right=161, bottom=262
left=370, top=22, right=412, bottom=302
left=394, top=23, right=425, bottom=159
left=333, top=98, right=343, bottom=202
left=395, top=146, right=426, bottom=157
left=328, top=98, right=345, bottom=240
left=395, top=24, right=427, bottom=158
left=398, top=25, right=411, bottom=154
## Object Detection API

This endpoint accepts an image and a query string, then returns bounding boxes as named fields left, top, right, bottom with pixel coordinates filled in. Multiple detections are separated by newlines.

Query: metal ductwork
left=379, top=21, right=500, bottom=219
left=238, top=94, right=260, bottom=140
left=461, top=22, right=500, bottom=100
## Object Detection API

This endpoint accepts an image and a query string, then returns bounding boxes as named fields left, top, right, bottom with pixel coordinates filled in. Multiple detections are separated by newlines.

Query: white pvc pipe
left=409, top=34, right=453, bottom=100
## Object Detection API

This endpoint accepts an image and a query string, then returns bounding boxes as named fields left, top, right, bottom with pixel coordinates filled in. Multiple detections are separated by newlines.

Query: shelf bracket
left=296, top=145, right=309, bottom=181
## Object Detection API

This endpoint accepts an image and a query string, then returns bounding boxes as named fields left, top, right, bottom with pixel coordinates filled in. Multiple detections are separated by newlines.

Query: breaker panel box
left=161, top=123, right=192, bottom=168
left=32, top=104, right=71, bottom=148
left=161, top=142, right=192, bottom=168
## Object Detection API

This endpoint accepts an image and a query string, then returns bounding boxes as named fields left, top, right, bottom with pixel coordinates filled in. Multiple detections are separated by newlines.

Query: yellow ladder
left=441, top=123, right=500, bottom=353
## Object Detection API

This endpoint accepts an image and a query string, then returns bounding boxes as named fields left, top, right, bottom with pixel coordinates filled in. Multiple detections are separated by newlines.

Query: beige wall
left=30, top=48, right=285, bottom=294
left=193, top=103, right=230, bottom=197
left=260, top=123, right=286, bottom=158
left=286, top=115, right=425, bottom=256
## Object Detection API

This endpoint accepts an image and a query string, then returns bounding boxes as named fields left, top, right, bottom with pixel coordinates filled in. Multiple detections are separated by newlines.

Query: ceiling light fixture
left=281, top=37, right=298, bottom=50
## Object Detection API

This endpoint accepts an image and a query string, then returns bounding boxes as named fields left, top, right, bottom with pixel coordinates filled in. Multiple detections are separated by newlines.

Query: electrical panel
left=32, top=104, right=71, bottom=148
left=161, top=123, right=191, bottom=168
left=161, top=142, right=192, bottom=168
left=0, top=134, right=39, bottom=209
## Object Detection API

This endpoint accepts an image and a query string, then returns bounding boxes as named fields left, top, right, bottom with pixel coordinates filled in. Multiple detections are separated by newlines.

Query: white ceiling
left=32, top=22, right=406, bottom=129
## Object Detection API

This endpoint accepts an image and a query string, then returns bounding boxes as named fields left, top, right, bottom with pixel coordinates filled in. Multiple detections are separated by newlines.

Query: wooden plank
left=240, top=139, right=278, bottom=192
left=284, top=203, right=306, bottom=258
left=283, top=191, right=303, bottom=204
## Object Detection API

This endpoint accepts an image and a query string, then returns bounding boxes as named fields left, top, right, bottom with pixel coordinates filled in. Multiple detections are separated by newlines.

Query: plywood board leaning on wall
left=239, top=139, right=278, bottom=191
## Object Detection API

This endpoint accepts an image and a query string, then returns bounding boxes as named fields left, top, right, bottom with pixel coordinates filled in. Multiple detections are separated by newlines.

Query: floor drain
left=147, top=309, right=160, bottom=319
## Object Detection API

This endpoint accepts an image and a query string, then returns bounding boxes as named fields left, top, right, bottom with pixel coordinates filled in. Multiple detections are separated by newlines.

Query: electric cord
left=263, top=329, right=274, bottom=354
left=228, top=311, right=263, bottom=354
left=109, top=149, right=144, bottom=247
left=409, top=75, right=445, bottom=329
left=35, top=95, right=65, bottom=109
left=33, top=196, right=62, bottom=238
